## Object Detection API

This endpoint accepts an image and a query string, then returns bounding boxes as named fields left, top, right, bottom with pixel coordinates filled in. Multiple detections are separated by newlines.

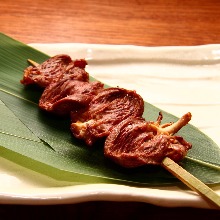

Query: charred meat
left=20, top=55, right=88, bottom=87
left=70, top=87, right=145, bottom=146
left=21, top=54, right=193, bottom=167
left=104, top=112, right=192, bottom=167
left=39, top=76, right=104, bottom=116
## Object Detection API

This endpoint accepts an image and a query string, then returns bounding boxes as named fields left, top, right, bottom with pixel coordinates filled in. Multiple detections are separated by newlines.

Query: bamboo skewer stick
left=28, top=59, right=39, bottom=67
left=27, top=58, right=220, bottom=209
left=162, top=157, right=220, bottom=208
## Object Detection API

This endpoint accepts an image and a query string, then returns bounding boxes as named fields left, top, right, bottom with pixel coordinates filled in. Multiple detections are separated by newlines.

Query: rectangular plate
left=0, top=37, right=220, bottom=208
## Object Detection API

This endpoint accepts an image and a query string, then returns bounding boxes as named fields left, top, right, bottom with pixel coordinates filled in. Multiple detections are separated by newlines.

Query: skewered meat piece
left=20, top=55, right=88, bottom=87
left=70, top=87, right=145, bottom=146
left=104, top=112, right=192, bottom=167
left=20, top=55, right=193, bottom=169
left=39, top=75, right=104, bottom=116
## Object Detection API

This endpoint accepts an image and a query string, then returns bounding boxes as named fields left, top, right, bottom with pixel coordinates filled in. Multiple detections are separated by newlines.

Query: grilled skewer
left=25, top=58, right=220, bottom=208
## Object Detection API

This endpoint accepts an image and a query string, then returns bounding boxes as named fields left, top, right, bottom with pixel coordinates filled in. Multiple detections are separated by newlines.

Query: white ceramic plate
left=0, top=43, right=220, bottom=208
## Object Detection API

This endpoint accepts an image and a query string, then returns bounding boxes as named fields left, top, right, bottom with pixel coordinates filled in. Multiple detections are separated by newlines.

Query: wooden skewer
left=28, top=59, right=39, bottom=67
left=27, top=58, right=220, bottom=209
left=162, top=157, right=220, bottom=209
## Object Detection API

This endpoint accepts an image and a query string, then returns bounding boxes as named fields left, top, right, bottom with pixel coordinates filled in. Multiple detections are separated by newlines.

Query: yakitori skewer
left=26, top=58, right=220, bottom=208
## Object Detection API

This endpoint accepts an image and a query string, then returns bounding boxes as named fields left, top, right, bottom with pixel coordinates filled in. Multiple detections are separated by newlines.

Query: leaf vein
left=0, top=130, right=42, bottom=144
left=186, top=156, right=220, bottom=170
left=0, top=88, right=38, bottom=105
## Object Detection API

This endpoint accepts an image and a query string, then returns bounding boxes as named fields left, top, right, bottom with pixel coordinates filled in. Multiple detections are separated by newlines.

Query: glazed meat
left=39, top=76, right=104, bottom=116
left=20, top=55, right=88, bottom=87
left=70, top=87, right=145, bottom=146
left=104, top=112, right=192, bottom=167
left=21, top=54, right=193, bottom=169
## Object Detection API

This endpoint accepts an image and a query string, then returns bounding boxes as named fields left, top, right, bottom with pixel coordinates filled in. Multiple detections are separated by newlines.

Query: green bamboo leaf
left=0, top=33, right=220, bottom=185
